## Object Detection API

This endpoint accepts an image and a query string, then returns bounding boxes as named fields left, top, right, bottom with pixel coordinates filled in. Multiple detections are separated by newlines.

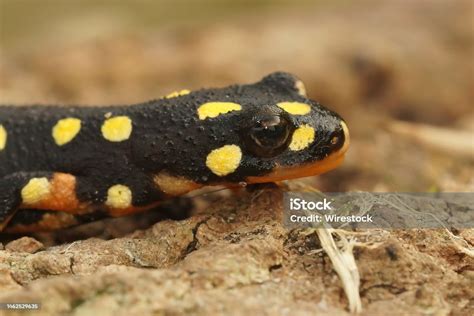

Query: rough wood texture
left=0, top=188, right=472, bottom=315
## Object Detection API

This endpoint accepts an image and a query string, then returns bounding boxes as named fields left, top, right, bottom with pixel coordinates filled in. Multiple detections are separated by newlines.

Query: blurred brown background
left=1, top=0, right=473, bottom=192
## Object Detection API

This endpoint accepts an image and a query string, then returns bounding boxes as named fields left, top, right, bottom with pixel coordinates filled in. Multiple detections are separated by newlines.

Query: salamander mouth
left=246, top=121, right=350, bottom=183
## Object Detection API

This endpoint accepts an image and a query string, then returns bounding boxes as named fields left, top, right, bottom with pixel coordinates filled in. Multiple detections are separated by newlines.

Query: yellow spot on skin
left=206, top=145, right=242, bottom=176
left=105, top=184, right=132, bottom=209
left=289, top=125, right=315, bottom=151
left=277, top=102, right=311, bottom=115
left=52, top=118, right=81, bottom=146
left=153, top=172, right=202, bottom=195
left=21, top=178, right=51, bottom=205
left=101, top=116, right=133, bottom=142
left=0, top=125, right=7, bottom=151
left=295, top=80, right=307, bottom=96
left=165, top=89, right=190, bottom=99
left=197, top=102, right=242, bottom=120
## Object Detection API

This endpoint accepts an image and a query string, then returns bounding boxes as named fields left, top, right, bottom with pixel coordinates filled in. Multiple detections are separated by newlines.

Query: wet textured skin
left=0, top=72, right=348, bottom=232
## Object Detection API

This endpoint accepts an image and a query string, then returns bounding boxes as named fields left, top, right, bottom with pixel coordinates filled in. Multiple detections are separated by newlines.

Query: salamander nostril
left=328, top=125, right=345, bottom=151
left=331, top=121, right=350, bottom=155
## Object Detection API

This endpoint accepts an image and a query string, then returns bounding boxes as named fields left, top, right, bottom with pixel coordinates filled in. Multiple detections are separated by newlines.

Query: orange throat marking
left=246, top=152, right=346, bottom=184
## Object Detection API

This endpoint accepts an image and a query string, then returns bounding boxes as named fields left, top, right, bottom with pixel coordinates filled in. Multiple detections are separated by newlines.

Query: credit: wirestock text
left=289, top=213, right=374, bottom=223
left=283, top=192, right=473, bottom=229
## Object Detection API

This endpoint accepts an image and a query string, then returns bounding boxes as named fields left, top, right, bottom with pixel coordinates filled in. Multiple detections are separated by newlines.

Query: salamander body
left=0, top=72, right=349, bottom=232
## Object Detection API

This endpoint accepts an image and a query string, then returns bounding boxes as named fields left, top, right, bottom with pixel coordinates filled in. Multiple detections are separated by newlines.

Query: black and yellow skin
left=0, top=72, right=349, bottom=233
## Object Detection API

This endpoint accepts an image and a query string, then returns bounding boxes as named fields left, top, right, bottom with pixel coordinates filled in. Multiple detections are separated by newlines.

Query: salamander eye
left=243, top=115, right=293, bottom=157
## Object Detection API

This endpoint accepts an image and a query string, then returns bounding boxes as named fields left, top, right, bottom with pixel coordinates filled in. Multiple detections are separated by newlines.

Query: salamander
left=0, top=72, right=349, bottom=233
